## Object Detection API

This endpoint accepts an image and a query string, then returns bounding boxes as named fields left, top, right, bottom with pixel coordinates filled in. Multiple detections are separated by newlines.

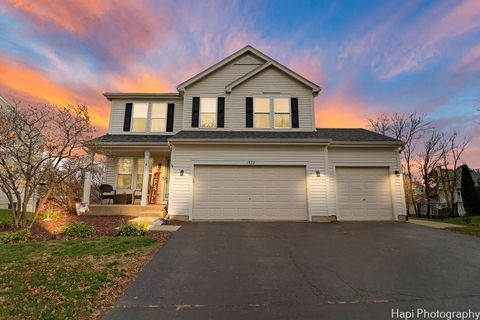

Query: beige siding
left=0, top=191, right=9, bottom=209
left=105, top=157, right=116, bottom=186
left=108, top=99, right=183, bottom=134
left=327, top=147, right=405, bottom=220
left=168, top=144, right=328, bottom=219
left=183, top=52, right=317, bottom=131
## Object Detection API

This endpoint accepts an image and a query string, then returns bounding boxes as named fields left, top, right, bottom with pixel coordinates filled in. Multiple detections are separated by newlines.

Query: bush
left=1, top=229, right=30, bottom=244
left=63, top=222, right=96, bottom=238
left=117, top=221, right=147, bottom=237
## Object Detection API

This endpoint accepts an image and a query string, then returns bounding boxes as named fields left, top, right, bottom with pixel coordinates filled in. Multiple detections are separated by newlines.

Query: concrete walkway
left=408, top=219, right=464, bottom=229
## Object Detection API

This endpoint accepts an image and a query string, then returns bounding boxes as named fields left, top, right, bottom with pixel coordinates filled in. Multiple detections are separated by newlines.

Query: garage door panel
left=336, top=167, right=393, bottom=221
left=193, top=165, right=307, bottom=220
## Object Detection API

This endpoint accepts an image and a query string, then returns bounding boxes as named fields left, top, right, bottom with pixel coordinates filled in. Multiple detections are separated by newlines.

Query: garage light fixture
left=180, top=169, right=184, bottom=176
left=394, top=170, right=400, bottom=176
left=316, top=170, right=321, bottom=177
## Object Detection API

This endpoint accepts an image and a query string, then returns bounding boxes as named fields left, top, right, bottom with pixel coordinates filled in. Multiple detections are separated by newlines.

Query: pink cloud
left=452, top=44, right=480, bottom=73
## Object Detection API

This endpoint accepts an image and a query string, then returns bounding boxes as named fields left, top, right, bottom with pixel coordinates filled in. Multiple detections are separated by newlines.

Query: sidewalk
left=408, top=219, right=465, bottom=229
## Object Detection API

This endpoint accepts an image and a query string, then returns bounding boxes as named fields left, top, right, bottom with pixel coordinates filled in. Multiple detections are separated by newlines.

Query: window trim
left=253, top=97, right=271, bottom=129
left=131, top=102, right=149, bottom=132
left=273, top=97, right=291, bottom=129
left=253, top=96, right=292, bottom=129
left=199, top=97, right=218, bottom=128
left=116, top=157, right=134, bottom=189
left=150, top=102, right=168, bottom=133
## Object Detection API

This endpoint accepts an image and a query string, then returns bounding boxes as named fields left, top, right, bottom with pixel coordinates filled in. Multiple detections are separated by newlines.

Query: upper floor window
left=253, top=97, right=291, bottom=129
left=131, top=103, right=148, bottom=132
left=200, top=97, right=217, bottom=128
left=151, top=103, right=167, bottom=132
left=273, top=98, right=291, bottom=128
left=254, top=98, right=270, bottom=129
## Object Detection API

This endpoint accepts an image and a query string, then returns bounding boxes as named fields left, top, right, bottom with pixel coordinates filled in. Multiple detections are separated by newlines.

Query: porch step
left=138, top=210, right=167, bottom=218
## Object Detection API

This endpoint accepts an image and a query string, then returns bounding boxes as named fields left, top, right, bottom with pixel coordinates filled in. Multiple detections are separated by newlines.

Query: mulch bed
left=2, top=215, right=182, bottom=242
left=27, top=215, right=178, bottom=242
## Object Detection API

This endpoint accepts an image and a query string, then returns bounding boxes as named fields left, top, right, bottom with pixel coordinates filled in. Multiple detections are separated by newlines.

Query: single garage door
left=193, top=165, right=307, bottom=220
left=336, top=167, right=393, bottom=221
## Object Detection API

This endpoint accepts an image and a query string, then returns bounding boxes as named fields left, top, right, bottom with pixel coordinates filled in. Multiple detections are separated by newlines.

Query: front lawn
left=0, top=208, right=34, bottom=225
left=0, top=236, right=166, bottom=319
left=411, top=215, right=480, bottom=238
left=444, top=216, right=480, bottom=237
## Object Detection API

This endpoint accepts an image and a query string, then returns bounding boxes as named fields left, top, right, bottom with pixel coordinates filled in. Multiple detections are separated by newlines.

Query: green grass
left=442, top=216, right=480, bottom=227
left=0, top=208, right=34, bottom=225
left=411, top=215, right=480, bottom=238
left=0, top=236, right=160, bottom=319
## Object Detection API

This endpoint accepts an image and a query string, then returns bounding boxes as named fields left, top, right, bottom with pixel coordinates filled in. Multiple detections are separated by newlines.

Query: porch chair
left=132, top=189, right=142, bottom=204
left=99, top=184, right=116, bottom=205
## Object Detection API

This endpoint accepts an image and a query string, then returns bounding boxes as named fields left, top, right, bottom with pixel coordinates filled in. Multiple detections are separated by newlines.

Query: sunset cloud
left=0, top=0, right=478, bottom=167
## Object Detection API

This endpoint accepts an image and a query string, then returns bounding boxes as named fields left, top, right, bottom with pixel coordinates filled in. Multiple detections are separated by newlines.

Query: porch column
left=82, top=151, right=95, bottom=205
left=140, top=151, right=150, bottom=206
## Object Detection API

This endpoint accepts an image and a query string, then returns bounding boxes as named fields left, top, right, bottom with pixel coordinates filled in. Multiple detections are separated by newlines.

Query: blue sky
left=0, top=0, right=479, bottom=165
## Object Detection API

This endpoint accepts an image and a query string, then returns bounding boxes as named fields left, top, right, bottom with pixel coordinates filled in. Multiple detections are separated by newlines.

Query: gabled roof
left=225, top=60, right=321, bottom=95
left=176, top=45, right=321, bottom=95
left=176, top=45, right=269, bottom=92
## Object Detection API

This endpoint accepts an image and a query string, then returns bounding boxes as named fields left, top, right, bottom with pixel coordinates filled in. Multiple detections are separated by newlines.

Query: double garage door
left=192, top=165, right=394, bottom=221
left=193, top=165, right=307, bottom=220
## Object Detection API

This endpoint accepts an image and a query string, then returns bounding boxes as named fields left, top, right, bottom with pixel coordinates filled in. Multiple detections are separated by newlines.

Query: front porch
left=83, top=142, right=171, bottom=217
left=88, top=204, right=167, bottom=217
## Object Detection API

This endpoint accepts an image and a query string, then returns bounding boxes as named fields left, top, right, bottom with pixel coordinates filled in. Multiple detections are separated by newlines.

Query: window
left=117, top=158, right=133, bottom=189
left=136, top=158, right=154, bottom=190
left=131, top=103, right=148, bottom=132
left=274, top=98, right=291, bottom=128
left=200, top=97, right=217, bottom=128
left=151, top=103, right=167, bottom=132
left=254, top=97, right=270, bottom=128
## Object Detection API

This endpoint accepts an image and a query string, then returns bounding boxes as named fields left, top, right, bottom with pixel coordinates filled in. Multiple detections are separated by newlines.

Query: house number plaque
left=248, top=161, right=255, bottom=165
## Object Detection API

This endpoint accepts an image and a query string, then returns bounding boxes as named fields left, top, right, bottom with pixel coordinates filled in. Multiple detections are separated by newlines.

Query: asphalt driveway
left=103, top=222, right=480, bottom=320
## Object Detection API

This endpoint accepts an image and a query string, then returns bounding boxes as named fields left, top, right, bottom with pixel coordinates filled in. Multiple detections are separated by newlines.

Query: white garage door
left=193, top=165, right=307, bottom=220
left=336, top=167, right=393, bottom=221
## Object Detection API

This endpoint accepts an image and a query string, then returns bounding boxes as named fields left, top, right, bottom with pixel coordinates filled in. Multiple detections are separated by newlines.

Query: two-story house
left=85, top=45, right=406, bottom=222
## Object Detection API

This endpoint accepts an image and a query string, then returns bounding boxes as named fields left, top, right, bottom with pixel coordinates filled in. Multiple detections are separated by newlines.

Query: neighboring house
left=435, top=167, right=480, bottom=216
left=85, top=45, right=406, bottom=221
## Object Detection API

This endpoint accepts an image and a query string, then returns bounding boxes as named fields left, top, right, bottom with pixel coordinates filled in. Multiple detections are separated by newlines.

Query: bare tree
left=415, top=130, right=444, bottom=218
left=369, top=112, right=430, bottom=216
left=0, top=101, right=94, bottom=228
left=437, top=131, right=471, bottom=217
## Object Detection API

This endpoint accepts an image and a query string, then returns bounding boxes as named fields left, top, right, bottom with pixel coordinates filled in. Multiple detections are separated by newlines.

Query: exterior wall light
left=394, top=170, right=400, bottom=176
left=180, top=169, right=184, bottom=176
left=316, top=170, right=321, bottom=177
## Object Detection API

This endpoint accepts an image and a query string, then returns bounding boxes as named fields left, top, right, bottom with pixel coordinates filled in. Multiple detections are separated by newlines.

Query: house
left=85, top=45, right=406, bottom=222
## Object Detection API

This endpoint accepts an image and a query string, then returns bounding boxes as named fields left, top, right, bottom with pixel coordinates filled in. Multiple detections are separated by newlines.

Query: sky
left=0, top=0, right=479, bottom=166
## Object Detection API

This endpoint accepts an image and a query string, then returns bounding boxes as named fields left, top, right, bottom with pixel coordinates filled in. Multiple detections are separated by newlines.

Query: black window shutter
left=246, top=97, right=253, bottom=128
left=166, top=103, right=175, bottom=132
left=123, top=103, right=132, bottom=131
left=217, top=97, right=225, bottom=128
left=291, top=98, right=299, bottom=128
left=192, top=97, right=200, bottom=128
